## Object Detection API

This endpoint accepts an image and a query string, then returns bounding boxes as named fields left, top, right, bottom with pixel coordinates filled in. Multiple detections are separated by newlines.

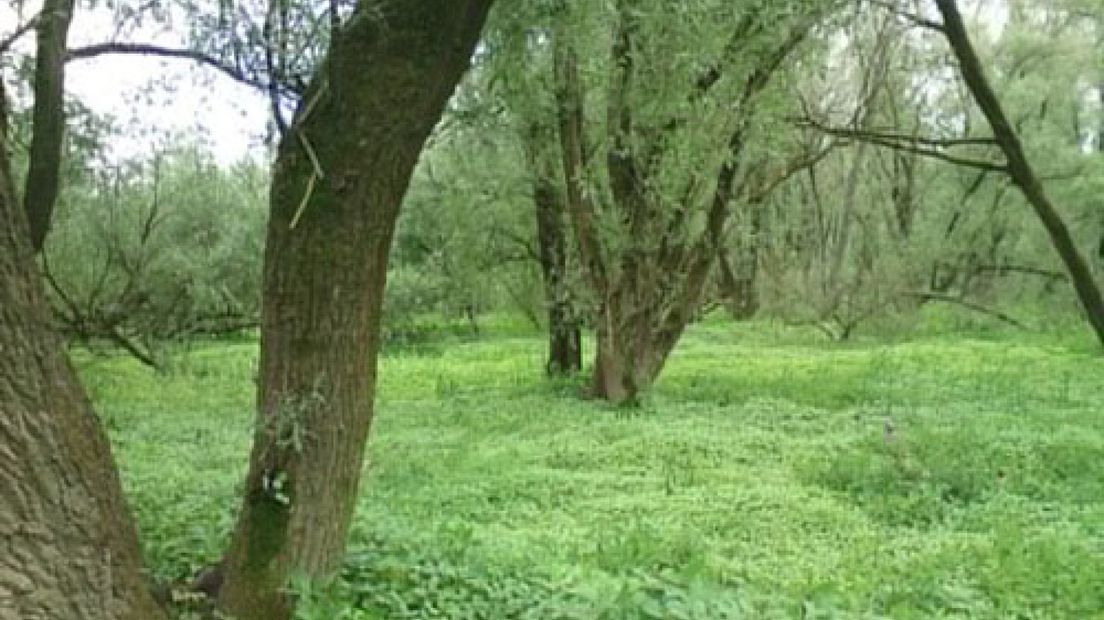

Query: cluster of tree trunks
left=1, top=1, right=493, bottom=619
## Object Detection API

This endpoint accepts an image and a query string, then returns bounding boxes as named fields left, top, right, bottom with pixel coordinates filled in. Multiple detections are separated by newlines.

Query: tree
left=44, top=143, right=267, bottom=369
left=215, top=2, right=494, bottom=618
left=479, top=10, right=588, bottom=375
left=548, top=0, right=831, bottom=402
left=934, top=0, right=1104, bottom=346
left=23, top=0, right=74, bottom=252
left=0, top=52, right=167, bottom=620
left=527, top=120, right=584, bottom=374
left=2, top=1, right=494, bottom=617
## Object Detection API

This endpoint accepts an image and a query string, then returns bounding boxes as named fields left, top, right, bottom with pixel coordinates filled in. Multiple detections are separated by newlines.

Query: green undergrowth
left=76, top=315, right=1104, bottom=619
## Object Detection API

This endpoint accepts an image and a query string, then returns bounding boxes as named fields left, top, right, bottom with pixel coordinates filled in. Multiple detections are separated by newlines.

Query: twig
left=0, top=12, right=40, bottom=55
left=289, top=171, right=318, bottom=230
left=902, top=290, right=1028, bottom=328
left=297, top=132, right=325, bottom=180
left=800, top=120, right=1007, bottom=172
left=865, top=0, right=945, bottom=32
left=67, top=43, right=271, bottom=92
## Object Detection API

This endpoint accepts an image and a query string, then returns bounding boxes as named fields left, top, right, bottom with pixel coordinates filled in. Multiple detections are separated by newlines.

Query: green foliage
left=387, top=126, right=539, bottom=338
left=79, top=316, right=1104, bottom=619
left=45, top=140, right=267, bottom=364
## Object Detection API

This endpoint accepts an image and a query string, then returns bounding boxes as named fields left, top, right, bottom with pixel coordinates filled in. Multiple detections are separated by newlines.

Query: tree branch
left=800, top=119, right=1008, bottom=172
left=66, top=42, right=274, bottom=93
left=864, top=0, right=945, bottom=32
left=902, top=290, right=1027, bottom=328
left=0, top=12, right=41, bottom=55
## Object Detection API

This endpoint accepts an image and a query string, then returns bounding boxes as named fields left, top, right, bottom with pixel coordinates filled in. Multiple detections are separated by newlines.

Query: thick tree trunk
left=0, top=82, right=165, bottom=620
left=589, top=294, right=684, bottom=404
left=533, top=156, right=581, bottom=375
left=217, top=3, right=493, bottom=619
left=936, top=0, right=1104, bottom=347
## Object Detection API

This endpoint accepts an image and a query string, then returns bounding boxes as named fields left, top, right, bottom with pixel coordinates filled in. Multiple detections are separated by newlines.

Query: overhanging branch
left=66, top=42, right=275, bottom=93
left=798, top=119, right=1008, bottom=173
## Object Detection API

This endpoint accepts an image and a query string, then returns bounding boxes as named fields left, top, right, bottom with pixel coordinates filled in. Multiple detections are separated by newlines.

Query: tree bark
left=935, top=0, right=1104, bottom=347
left=24, top=0, right=75, bottom=252
left=0, top=78, right=166, bottom=620
left=217, top=3, right=493, bottom=619
left=526, top=124, right=582, bottom=376
left=535, top=176, right=582, bottom=375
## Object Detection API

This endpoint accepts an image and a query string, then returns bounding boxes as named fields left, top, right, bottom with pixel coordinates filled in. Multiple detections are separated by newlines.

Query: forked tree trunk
left=551, top=8, right=808, bottom=404
left=0, top=82, right=165, bottom=620
left=936, top=0, right=1104, bottom=347
left=217, top=3, right=493, bottom=619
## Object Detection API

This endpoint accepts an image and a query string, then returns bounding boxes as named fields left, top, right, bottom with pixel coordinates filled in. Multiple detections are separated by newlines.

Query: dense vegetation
left=86, top=315, right=1104, bottom=619
left=3, top=0, right=1103, bottom=618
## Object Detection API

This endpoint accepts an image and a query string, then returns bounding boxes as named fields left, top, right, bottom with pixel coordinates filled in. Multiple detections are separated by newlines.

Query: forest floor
left=79, top=314, right=1104, bottom=619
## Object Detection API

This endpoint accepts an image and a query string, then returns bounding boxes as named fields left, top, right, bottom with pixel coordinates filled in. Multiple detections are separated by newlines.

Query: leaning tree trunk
left=935, top=0, right=1104, bottom=347
left=0, top=81, right=165, bottom=620
left=217, top=3, right=493, bottom=619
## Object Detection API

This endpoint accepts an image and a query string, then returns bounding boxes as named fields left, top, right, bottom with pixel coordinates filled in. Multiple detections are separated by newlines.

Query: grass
left=77, top=313, right=1104, bottom=619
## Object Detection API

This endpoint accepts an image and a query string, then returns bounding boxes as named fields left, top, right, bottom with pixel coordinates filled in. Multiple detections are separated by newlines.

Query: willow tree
left=216, top=2, right=494, bottom=618
left=548, top=0, right=832, bottom=402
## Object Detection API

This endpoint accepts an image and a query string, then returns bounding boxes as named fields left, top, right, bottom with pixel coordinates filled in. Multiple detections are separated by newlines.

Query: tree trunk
left=935, top=0, right=1104, bottom=348
left=718, top=202, right=763, bottom=321
left=0, top=80, right=165, bottom=620
left=217, top=3, right=493, bottom=619
left=532, top=148, right=581, bottom=376
left=24, top=0, right=75, bottom=252
left=589, top=292, right=685, bottom=404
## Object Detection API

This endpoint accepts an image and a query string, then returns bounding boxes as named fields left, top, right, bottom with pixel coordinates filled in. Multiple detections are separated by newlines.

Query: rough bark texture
left=0, top=80, right=165, bottom=620
left=527, top=126, right=582, bottom=376
left=935, top=0, right=1104, bottom=348
left=535, top=178, right=583, bottom=375
left=24, top=0, right=75, bottom=252
left=217, top=3, right=493, bottom=619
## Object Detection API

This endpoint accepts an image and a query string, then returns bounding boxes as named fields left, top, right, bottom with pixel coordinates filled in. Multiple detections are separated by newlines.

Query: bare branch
left=66, top=42, right=273, bottom=93
left=865, top=0, right=944, bottom=32
left=0, top=12, right=41, bottom=55
left=903, top=290, right=1027, bottom=328
left=798, top=119, right=1008, bottom=172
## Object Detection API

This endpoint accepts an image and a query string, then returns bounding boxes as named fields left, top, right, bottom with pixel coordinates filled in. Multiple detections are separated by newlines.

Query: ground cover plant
left=80, top=312, right=1104, bottom=619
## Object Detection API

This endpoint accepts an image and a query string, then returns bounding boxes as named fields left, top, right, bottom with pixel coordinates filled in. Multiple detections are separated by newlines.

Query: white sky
left=3, top=1, right=270, bottom=165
